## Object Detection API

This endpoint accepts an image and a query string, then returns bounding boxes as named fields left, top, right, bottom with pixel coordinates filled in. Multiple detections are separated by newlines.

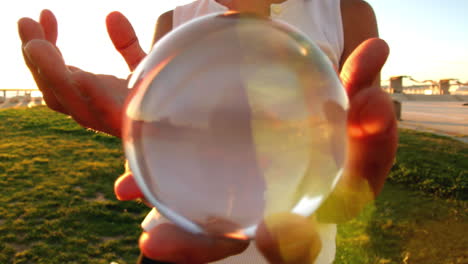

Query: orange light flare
left=222, top=10, right=240, bottom=16
left=222, top=231, right=250, bottom=241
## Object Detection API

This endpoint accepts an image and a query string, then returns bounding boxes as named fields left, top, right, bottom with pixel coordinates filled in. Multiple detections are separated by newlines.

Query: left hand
left=114, top=38, right=397, bottom=263
left=18, top=10, right=145, bottom=137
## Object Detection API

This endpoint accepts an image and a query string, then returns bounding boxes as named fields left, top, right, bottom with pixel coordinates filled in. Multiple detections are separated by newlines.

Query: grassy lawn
left=0, top=107, right=147, bottom=264
left=336, top=183, right=467, bottom=264
left=0, top=106, right=466, bottom=264
left=337, top=129, right=467, bottom=264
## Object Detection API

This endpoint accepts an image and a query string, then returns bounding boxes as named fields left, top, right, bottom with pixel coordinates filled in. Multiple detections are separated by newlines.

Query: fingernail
left=141, top=208, right=167, bottom=232
left=24, top=42, right=43, bottom=70
left=23, top=44, right=33, bottom=62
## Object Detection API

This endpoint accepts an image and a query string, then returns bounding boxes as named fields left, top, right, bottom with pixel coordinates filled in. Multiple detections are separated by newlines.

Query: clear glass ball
left=123, top=12, right=348, bottom=240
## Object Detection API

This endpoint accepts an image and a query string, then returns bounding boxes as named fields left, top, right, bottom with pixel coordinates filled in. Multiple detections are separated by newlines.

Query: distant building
left=383, top=76, right=460, bottom=95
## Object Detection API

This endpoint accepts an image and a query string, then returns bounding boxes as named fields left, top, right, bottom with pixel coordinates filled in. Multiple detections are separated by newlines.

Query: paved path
left=398, top=101, right=468, bottom=143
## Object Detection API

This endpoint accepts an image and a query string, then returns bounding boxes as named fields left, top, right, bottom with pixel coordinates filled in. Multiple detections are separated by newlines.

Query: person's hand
left=114, top=37, right=397, bottom=263
left=18, top=10, right=145, bottom=137
left=315, top=38, right=397, bottom=223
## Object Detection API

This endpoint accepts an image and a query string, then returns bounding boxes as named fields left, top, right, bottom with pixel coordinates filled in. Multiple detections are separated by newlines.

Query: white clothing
left=147, top=0, right=345, bottom=263
left=173, top=0, right=344, bottom=66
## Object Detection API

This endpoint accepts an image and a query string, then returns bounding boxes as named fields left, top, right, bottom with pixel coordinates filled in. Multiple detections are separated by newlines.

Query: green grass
left=334, top=130, right=468, bottom=264
left=336, top=183, right=467, bottom=264
left=0, top=107, right=467, bottom=263
left=389, top=129, right=467, bottom=200
left=0, top=107, right=147, bottom=264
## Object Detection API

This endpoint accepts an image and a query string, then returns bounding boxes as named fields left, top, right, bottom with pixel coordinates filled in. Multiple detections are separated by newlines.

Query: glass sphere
left=123, top=12, right=349, bottom=240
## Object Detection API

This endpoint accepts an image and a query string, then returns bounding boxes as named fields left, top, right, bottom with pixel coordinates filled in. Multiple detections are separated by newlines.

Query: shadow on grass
left=366, top=184, right=467, bottom=263
left=336, top=183, right=468, bottom=264
left=337, top=129, right=467, bottom=263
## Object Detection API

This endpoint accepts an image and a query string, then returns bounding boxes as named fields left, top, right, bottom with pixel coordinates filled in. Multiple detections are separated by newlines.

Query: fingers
left=106, top=11, right=147, bottom=71
left=18, top=13, right=68, bottom=114
left=115, top=171, right=249, bottom=262
left=320, top=84, right=397, bottom=223
left=346, top=88, right=398, bottom=195
left=347, top=87, right=396, bottom=138
left=340, top=38, right=390, bottom=98
left=18, top=10, right=58, bottom=45
left=114, top=172, right=143, bottom=201
left=21, top=39, right=67, bottom=113
left=23, top=40, right=69, bottom=86
left=23, top=40, right=96, bottom=126
left=140, top=223, right=249, bottom=263
left=256, top=213, right=321, bottom=264
left=340, top=37, right=397, bottom=197
left=39, top=9, right=58, bottom=44
left=18, top=17, right=46, bottom=43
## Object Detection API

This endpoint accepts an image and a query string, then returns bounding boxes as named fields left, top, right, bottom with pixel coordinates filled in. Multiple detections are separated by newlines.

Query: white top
left=173, top=0, right=344, bottom=66
left=152, top=0, right=344, bottom=263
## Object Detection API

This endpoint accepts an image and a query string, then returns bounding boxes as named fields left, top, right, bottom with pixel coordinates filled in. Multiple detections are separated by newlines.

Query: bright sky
left=2, top=0, right=467, bottom=90
left=2, top=0, right=193, bottom=90
left=367, top=0, right=468, bottom=83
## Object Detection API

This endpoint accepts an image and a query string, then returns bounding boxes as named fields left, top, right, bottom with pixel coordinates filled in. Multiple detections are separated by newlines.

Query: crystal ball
left=123, top=12, right=349, bottom=240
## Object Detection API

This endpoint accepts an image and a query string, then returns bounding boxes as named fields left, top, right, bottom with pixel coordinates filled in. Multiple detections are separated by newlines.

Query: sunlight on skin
left=256, top=213, right=322, bottom=264
left=315, top=174, right=374, bottom=223
left=139, top=223, right=249, bottom=263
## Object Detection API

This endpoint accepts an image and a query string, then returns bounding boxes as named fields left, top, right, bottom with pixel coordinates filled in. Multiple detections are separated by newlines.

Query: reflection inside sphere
left=123, top=12, right=349, bottom=240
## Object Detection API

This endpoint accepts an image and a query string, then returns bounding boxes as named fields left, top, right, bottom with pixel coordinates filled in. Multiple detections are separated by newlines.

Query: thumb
left=106, top=11, right=147, bottom=71
left=256, top=213, right=322, bottom=264
left=340, top=38, right=389, bottom=98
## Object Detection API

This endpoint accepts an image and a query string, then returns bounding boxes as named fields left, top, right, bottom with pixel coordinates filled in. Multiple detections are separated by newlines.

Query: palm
left=69, top=71, right=129, bottom=136
left=95, top=74, right=128, bottom=98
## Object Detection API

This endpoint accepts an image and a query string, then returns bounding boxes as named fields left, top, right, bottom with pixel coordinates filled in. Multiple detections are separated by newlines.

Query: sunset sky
left=367, top=0, right=468, bottom=84
left=2, top=0, right=467, bottom=90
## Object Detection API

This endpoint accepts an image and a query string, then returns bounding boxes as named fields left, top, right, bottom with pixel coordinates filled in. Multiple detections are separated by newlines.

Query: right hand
left=18, top=10, right=146, bottom=137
